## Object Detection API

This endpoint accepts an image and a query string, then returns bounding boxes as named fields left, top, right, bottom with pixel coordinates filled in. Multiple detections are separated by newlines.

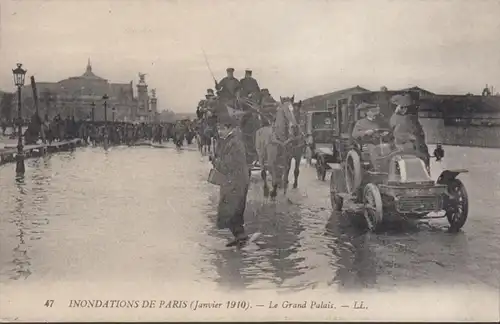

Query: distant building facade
left=10, top=60, right=158, bottom=122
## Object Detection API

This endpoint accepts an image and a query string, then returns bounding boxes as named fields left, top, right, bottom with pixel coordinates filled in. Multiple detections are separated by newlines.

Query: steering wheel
left=363, top=128, right=393, bottom=144
left=370, top=128, right=391, bottom=136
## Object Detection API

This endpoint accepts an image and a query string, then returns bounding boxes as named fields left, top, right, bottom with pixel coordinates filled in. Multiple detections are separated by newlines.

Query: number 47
left=44, top=300, right=54, bottom=307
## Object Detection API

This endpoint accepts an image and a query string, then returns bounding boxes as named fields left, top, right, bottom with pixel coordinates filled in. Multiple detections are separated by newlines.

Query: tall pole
left=103, top=94, right=109, bottom=148
left=91, top=102, right=95, bottom=122
left=16, top=85, right=25, bottom=175
left=104, top=101, right=108, bottom=123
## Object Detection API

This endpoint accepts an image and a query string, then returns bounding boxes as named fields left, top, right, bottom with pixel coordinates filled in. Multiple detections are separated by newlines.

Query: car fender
left=436, top=169, right=469, bottom=185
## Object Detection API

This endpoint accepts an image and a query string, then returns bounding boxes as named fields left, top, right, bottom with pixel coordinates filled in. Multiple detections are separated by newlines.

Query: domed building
left=14, top=59, right=158, bottom=122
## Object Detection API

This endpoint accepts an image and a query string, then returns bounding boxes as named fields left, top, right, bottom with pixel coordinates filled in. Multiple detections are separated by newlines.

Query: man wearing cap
left=239, top=70, right=261, bottom=103
left=212, top=107, right=251, bottom=247
left=215, top=68, right=241, bottom=102
left=351, top=104, right=390, bottom=140
left=205, top=89, right=218, bottom=112
left=351, top=104, right=392, bottom=171
left=390, top=93, right=430, bottom=168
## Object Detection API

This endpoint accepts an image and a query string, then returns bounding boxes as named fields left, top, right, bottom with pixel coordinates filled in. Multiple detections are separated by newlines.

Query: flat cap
left=207, top=88, right=214, bottom=93
left=226, top=67, right=235, bottom=72
left=245, top=69, right=252, bottom=73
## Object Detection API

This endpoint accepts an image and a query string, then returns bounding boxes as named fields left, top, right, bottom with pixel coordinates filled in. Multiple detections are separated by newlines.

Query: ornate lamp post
left=12, top=63, right=27, bottom=175
left=91, top=101, right=96, bottom=122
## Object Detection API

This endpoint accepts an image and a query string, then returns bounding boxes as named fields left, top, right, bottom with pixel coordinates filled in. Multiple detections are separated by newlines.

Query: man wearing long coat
left=212, top=110, right=249, bottom=245
left=390, top=94, right=430, bottom=168
left=215, top=68, right=241, bottom=106
left=239, top=70, right=261, bottom=103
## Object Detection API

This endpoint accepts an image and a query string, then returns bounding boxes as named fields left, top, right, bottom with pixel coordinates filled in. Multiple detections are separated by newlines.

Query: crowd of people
left=1, top=113, right=197, bottom=148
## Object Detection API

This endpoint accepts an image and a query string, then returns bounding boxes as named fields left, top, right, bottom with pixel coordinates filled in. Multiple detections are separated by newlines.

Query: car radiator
left=396, top=196, right=442, bottom=213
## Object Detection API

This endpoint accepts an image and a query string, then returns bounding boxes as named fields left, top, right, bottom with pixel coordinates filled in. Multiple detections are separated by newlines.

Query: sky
left=1, top=0, right=499, bottom=113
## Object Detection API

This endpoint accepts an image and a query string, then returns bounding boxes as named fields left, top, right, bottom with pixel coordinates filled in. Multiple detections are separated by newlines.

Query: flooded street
left=1, top=144, right=499, bottom=295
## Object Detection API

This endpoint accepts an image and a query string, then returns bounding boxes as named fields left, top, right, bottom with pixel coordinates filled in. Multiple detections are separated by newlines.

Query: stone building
left=11, top=60, right=158, bottom=122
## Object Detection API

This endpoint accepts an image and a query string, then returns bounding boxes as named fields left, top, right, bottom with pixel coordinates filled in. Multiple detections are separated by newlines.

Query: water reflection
left=325, top=211, right=377, bottom=290
left=10, top=176, right=32, bottom=280
left=0, top=145, right=498, bottom=291
left=208, top=197, right=306, bottom=290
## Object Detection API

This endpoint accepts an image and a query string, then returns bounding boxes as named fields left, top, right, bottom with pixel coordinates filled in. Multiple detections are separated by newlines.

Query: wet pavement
left=0, top=144, right=499, bottom=294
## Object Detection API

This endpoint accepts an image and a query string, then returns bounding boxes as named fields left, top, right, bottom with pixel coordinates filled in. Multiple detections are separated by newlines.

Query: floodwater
left=0, top=144, right=499, bottom=295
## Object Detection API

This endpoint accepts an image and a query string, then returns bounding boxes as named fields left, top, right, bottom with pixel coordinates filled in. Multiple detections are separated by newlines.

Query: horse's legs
left=261, top=168, right=269, bottom=197
left=267, top=145, right=279, bottom=199
left=293, top=154, right=301, bottom=189
left=281, top=155, right=290, bottom=194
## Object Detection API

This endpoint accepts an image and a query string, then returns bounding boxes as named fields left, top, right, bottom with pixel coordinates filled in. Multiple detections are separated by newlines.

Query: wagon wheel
left=316, top=154, right=327, bottom=181
left=445, top=179, right=469, bottom=232
left=363, top=183, right=383, bottom=232
left=330, top=171, right=344, bottom=211
left=344, top=150, right=362, bottom=195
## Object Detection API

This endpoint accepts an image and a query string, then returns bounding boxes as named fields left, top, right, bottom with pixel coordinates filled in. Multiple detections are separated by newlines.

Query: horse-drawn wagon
left=329, top=91, right=469, bottom=232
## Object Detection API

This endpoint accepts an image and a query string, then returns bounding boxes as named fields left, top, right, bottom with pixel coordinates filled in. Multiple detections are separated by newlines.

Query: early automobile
left=329, top=91, right=469, bottom=232
left=303, top=110, right=338, bottom=180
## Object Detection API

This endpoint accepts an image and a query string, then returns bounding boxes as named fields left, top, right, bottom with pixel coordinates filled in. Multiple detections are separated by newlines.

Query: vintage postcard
left=0, top=0, right=499, bottom=322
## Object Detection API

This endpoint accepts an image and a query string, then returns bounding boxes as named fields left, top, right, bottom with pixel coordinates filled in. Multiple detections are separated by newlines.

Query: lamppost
left=112, top=106, right=116, bottom=122
left=12, top=63, right=27, bottom=175
left=102, top=94, right=109, bottom=123
left=91, top=101, right=96, bottom=122
left=102, top=94, right=109, bottom=147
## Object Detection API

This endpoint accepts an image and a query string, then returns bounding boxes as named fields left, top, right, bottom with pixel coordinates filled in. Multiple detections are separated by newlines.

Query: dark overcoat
left=212, top=128, right=250, bottom=229
left=390, top=112, right=430, bottom=164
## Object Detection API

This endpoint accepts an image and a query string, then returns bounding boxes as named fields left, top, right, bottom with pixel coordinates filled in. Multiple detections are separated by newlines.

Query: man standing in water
left=212, top=108, right=252, bottom=247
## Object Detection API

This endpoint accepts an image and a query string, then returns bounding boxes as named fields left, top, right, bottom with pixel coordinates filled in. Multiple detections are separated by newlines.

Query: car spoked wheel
left=330, top=172, right=344, bottom=211
left=445, top=179, right=469, bottom=232
left=363, top=183, right=383, bottom=232
left=345, top=151, right=361, bottom=195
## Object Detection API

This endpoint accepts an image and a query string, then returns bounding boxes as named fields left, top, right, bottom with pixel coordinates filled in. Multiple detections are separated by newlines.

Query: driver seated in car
left=351, top=104, right=393, bottom=172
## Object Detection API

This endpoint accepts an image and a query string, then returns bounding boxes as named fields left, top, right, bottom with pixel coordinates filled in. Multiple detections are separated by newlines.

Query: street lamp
left=91, top=101, right=96, bottom=122
left=12, top=63, right=27, bottom=175
left=102, top=94, right=109, bottom=147
left=112, top=106, right=116, bottom=122
left=102, top=94, right=109, bottom=123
